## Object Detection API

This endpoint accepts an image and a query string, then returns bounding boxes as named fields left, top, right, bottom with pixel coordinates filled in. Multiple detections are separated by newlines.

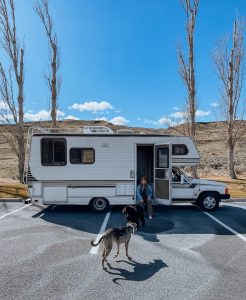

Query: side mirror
left=181, top=174, right=184, bottom=185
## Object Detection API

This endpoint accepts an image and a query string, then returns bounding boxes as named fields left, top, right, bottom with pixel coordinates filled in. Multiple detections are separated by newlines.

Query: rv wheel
left=198, top=193, right=219, bottom=212
left=90, top=198, right=110, bottom=213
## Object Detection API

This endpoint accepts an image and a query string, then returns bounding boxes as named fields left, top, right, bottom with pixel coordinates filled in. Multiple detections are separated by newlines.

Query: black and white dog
left=122, top=205, right=145, bottom=228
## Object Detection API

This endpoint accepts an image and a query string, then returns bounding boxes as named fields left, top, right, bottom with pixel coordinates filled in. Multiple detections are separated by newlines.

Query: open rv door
left=154, top=144, right=172, bottom=205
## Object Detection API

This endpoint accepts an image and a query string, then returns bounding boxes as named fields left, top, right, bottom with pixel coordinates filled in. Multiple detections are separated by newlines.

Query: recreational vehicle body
left=26, top=126, right=230, bottom=212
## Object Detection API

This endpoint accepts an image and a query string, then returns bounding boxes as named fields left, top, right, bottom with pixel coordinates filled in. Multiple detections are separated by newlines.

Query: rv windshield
left=172, top=167, right=191, bottom=184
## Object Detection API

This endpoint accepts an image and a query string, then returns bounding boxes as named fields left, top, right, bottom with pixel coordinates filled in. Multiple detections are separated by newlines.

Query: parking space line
left=0, top=203, right=32, bottom=220
left=222, top=203, right=246, bottom=210
left=203, top=211, right=246, bottom=243
left=89, top=211, right=111, bottom=255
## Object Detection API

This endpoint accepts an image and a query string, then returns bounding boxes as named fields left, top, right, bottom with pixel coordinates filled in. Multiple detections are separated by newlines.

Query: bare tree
left=213, top=17, right=246, bottom=179
left=35, top=0, right=61, bottom=128
left=178, top=0, right=199, bottom=178
left=0, top=0, right=25, bottom=183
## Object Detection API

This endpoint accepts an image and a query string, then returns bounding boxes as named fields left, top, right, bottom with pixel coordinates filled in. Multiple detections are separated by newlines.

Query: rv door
left=154, top=144, right=172, bottom=205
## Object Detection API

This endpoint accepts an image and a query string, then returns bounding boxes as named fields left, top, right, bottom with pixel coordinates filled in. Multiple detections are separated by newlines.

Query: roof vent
left=83, top=126, right=114, bottom=134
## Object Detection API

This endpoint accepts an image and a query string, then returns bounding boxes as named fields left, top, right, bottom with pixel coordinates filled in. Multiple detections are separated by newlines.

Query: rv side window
left=41, top=138, right=67, bottom=166
left=70, top=148, right=95, bottom=164
left=172, top=144, right=188, bottom=155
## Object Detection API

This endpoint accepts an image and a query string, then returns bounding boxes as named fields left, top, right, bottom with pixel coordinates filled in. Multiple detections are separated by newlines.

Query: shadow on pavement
left=32, top=205, right=107, bottom=234
left=31, top=203, right=246, bottom=237
left=104, top=259, right=168, bottom=284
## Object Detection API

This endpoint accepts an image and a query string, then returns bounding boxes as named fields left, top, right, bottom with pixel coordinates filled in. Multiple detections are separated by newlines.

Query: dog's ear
left=122, top=206, right=127, bottom=214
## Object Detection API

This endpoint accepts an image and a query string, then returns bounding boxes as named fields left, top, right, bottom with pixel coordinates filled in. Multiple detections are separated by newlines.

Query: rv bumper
left=220, top=194, right=230, bottom=200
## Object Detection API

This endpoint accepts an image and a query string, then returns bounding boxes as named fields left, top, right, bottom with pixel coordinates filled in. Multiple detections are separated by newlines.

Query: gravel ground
left=0, top=202, right=246, bottom=300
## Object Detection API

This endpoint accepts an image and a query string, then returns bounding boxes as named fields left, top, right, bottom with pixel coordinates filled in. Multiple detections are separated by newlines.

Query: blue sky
left=1, top=0, right=246, bottom=127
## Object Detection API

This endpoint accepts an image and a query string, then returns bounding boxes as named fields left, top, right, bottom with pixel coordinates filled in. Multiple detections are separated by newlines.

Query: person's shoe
left=149, top=215, right=152, bottom=220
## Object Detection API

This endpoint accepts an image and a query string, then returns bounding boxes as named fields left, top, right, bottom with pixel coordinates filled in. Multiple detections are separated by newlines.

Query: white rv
left=26, top=126, right=230, bottom=212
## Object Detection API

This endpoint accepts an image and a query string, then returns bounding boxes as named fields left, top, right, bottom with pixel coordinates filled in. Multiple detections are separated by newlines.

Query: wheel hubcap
left=203, top=196, right=216, bottom=209
left=93, top=198, right=106, bottom=210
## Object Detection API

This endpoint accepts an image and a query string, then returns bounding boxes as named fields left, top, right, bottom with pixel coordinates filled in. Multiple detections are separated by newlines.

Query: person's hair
left=140, top=176, right=148, bottom=182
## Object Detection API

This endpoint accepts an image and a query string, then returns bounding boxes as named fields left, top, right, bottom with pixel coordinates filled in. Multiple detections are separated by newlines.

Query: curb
left=0, top=198, right=31, bottom=204
left=222, top=198, right=246, bottom=202
left=0, top=198, right=23, bottom=203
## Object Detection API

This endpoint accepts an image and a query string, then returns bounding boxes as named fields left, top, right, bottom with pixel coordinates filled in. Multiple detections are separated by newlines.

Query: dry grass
left=0, top=183, right=29, bottom=199
left=203, top=175, right=246, bottom=198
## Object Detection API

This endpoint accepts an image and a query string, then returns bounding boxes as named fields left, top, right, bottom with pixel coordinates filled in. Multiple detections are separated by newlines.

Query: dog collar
left=127, top=223, right=135, bottom=234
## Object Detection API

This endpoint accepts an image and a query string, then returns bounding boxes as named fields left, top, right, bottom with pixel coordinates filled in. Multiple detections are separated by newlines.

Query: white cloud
left=172, top=106, right=180, bottom=111
left=69, top=101, right=113, bottom=113
left=109, top=116, right=129, bottom=125
left=24, top=109, right=65, bottom=121
left=65, top=115, right=79, bottom=120
left=144, top=117, right=182, bottom=127
left=143, top=109, right=211, bottom=128
left=195, top=110, right=211, bottom=117
left=95, top=116, right=129, bottom=125
left=170, top=110, right=211, bottom=119
left=0, top=101, right=14, bottom=123
left=170, top=111, right=187, bottom=119
left=0, top=113, right=14, bottom=123
left=210, top=102, right=219, bottom=108
left=137, top=117, right=142, bottom=121
left=158, top=117, right=172, bottom=126
left=0, top=100, right=7, bottom=110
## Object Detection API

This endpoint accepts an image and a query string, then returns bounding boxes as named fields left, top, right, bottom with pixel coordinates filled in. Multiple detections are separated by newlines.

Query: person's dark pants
left=138, top=199, right=153, bottom=216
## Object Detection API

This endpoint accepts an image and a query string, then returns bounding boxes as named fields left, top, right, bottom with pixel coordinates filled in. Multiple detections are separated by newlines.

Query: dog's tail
left=90, top=235, right=104, bottom=247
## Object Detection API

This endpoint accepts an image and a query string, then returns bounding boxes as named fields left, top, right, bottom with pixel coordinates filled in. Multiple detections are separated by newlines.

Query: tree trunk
left=228, top=141, right=236, bottom=179
left=189, top=22, right=198, bottom=179
left=17, top=49, right=25, bottom=183
left=227, top=22, right=236, bottom=179
left=51, top=43, right=57, bottom=128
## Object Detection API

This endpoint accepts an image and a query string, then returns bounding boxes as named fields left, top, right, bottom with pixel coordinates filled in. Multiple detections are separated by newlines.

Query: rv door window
left=70, top=148, right=95, bottom=164
left=157, top=148, right=169, bottom=168
left=41, top=138, right=67, bottom=166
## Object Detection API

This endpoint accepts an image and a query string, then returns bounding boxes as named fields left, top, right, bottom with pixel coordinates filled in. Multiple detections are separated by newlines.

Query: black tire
left=89, top=197, right=110, bottom=213
left=198, top=193, right=220, bottom=211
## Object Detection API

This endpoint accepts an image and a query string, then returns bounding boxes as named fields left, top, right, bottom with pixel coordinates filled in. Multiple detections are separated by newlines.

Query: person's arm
left=136, top=185, right=143, bottom=202
left=147, top=185, right=153, bottom=200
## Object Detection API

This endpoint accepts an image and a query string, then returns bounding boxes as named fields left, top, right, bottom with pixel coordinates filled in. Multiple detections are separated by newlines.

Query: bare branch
left=35, top=0, right=60, bottom=128
left=213, top=16, right=246, bottom=178
left=0, top=0, right=25, bottom=183
left=178, top=0, right=200, bottom=178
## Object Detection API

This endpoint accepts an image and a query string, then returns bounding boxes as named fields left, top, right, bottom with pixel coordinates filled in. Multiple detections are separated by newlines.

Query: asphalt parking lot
left=0, top=201, right=246, bottom=300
